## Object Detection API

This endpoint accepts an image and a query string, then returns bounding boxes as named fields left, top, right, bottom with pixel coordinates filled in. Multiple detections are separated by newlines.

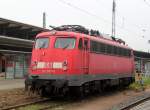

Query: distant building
left=0, top=18, right=48, bottom=79
left=134, top=51, right=150, bottom=76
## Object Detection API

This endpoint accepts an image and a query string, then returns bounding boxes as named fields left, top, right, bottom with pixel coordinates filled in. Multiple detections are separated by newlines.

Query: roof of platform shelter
left=0, top=17, right=49, bottom=40
left=134, top=50, right=150, bottom=59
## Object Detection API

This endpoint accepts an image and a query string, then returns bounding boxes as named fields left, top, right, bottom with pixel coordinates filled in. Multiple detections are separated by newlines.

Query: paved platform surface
left=0, top=78, right=24, bottom=90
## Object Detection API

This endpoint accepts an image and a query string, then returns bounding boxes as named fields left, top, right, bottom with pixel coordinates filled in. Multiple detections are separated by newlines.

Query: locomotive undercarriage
left=25, top=79, right=68, bottom=96
left=25, top=75, right=134, bottom=97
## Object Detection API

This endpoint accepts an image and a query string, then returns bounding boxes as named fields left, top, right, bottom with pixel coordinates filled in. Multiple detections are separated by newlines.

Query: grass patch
left=18, top=105, right=42, bottom=110
left=142, top=77, right=150, bottom=88
left=129, top=82, right=142, bottom=90
left=18, top=103, right=50, bottom=110
left=129, top=76, right=150, bottom=91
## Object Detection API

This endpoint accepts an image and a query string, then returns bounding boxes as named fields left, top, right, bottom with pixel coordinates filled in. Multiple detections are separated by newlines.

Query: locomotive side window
left=55, top=38, right=76, bottom=49
left=94, top=41, right=98, bottom=51
left=117, top=47, right=120, bottom=55
left=97, top=43, right=101, bottom=52
left=123, top=49, right=127, bottom=56
left=113, top=46, right=117, bottom=55
left=126, top=49, right=129, bottom=56
left=78, top=38, right=83, bottom=50
left=120, top=48, right=124, bottom=56
left=111, top=46, right=115, bottom=55
left=127, top=49, right=131, bottom=57
left=35, top=38, right=49, bottom=49
left=90, top=41, right=96, bottom=52
left=107, top=45, right=112, bottom=54
left=101, top=43, right=106, bottom=53
left=120, top=48, right=123, bottom=56
left=90, top=40, right=132, bottom=57
left=118, top=47, right=122, bottom=56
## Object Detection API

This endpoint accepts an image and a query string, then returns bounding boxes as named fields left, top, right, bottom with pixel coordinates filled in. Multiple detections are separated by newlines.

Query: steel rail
left=1, top=98, right=51, bottom=110
left=119, top=93, right=150, bottom=110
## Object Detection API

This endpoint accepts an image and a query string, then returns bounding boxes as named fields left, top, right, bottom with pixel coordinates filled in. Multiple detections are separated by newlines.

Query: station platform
left=0, top=78, right=24, bottom=90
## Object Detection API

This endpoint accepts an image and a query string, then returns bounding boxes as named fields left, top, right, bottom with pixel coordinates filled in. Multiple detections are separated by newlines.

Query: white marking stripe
left=53, top=62, right=63, bottom=69
left=37, top=62, right=45, bottom=68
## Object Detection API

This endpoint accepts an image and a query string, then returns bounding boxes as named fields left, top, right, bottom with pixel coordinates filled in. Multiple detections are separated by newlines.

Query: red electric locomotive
left=25, top=25, right=134, bottom=96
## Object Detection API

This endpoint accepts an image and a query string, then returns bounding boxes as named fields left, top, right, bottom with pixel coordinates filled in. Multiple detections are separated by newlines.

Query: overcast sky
left=0, top=0, right=150, bottom=52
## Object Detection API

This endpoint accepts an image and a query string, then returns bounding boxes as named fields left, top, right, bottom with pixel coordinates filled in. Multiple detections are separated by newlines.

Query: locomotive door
left=83, top=38, right=89, bottom=74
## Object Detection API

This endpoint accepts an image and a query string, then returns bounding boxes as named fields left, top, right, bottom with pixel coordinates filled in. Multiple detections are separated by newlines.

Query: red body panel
left=30, top=31, right=134, bottom=77
left=89, top=53, right=133, bottom=74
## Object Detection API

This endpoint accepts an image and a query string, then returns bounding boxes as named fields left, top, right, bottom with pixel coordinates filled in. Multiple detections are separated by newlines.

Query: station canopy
left=0, top=18, right=49, bottom=53
left=134, top=50, right=150, bottom=61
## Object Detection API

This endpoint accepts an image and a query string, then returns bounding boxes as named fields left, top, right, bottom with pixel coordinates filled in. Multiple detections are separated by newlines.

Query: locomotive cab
left=25, top=31, right=90, bottom=95
left=30, top=33, right=89, bottom=76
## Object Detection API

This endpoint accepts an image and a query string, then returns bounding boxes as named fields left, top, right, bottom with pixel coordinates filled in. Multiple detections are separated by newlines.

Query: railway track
left=1, top=98, right=51, bottom=110
left=113, top=92, right=150, bottom=110
left=2, top=90, right=150, bottom=110
left=1, top=96, right=71, bottom=110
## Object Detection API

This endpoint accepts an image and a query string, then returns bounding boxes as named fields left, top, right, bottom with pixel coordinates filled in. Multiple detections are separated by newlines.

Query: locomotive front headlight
left=52, top=61, right=68, bottom=70
left=31, top=61, right=37, bottom=70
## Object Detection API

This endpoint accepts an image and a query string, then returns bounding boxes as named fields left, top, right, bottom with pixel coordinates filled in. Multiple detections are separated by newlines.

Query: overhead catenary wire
left=97, top=0, right=150, bottom=41
left=112, top=0, right=116, bottom=37
left=57, top=0, right=111, bottom=24
left=57, top=0, right=143, bottom=38
left=96, top=0, right=144, bottom=31
left=144, top=0, right=150, bottom=7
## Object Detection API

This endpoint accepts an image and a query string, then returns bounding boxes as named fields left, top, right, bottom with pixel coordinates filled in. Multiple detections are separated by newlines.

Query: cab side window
left=78, top=38, right=83, bottom=50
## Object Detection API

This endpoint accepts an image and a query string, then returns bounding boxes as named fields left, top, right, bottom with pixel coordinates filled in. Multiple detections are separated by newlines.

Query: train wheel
left=25, top=83, right=28, bottom=91
left=97, top=81, right=102, bottom=93
left=62, top=86, right=69, bottom=97
left=101, top=80, right=106, bottom=92
left=76, top=86, right=84, bottom=98
left=83, top=83, right=90, bottom=96
left=69, top=86, right=84, bottom=98
left=118, top=79, right=124, bottom=89
left=39, top=87, right=47, bottom=97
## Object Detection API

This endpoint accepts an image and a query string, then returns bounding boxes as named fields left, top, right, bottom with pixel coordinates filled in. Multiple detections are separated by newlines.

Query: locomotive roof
left=36, top=31, right=132, bottom=50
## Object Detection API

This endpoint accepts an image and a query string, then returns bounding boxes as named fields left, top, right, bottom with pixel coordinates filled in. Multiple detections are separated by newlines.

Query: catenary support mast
left=112, top=0, right=116, bottom=37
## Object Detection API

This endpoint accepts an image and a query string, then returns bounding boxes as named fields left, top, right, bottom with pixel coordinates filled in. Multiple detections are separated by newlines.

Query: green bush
left=129, top=82, right=142, bottom=90
left=129, top=76, right=150, bottom=91
left=142, top=77, right=150, bottom=87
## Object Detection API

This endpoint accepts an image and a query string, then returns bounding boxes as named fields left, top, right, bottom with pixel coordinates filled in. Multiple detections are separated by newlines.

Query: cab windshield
left=55, top=38, right=76, bottom=49
left=35, top=38, right=49, bottom=49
